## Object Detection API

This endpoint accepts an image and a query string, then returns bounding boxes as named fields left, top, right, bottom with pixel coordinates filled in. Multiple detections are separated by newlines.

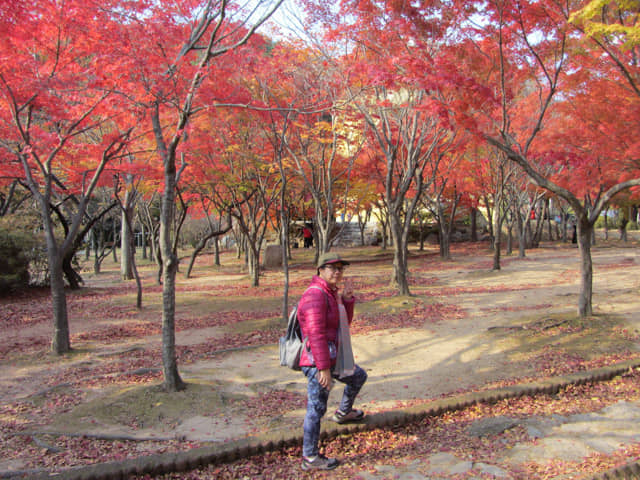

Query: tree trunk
left=357, top=210, right=369, bottom=246
left=280, top=190, right=290, bottom=320
left=49, top=254, right=71, bottom=354
left=380, top=218, right=388, bottom=249
left=315, top=219, right=331, bottom=255
left=532, top=207, right=544, bottom=247
left=186, top=214, right=231, bottom=278
left=470, top=207, right=478, bottom=242
left=35, top=190, right=73, bottom=354
left=159, top=155, right=185, bottom=392
left=560, top=212, right=568, bottom=242
left=93, top=250, right=101, bottom=274
left=85, top=231, right=91, bottom=260
left=156, top=247, right=163, bottom=285
left=437, top=211, right=451, bottom=260
left=62, top=253, right=83, bottom=289
left=374, top=206, right=390, bottom=250
left=525, top=220, right=533, bottom=249
left=435, top=194, right=459, bottom=260
left=93, top=228, right=104, bottom=274
left=620, top=218, right=628, bottom=242
left=484, top=196, right=494, bottom=249
left=418, top=215, right=425, bottom=252
left=546, top=200, right=553, bottom=241
left=160, top=252, right=183, bottom=391
left=248, top=246, right=260, bottom=287
left=517, top=215, right=526, bottom=258
left=493, top=237, right=501, bottom=270
left=493, top=213, right=502, bottom=271
left=389, top=215, right=410, bottom=295
left=141, top=222, right=148, bottom=260
left=132, top=246, right=142, bottom=309
left=121, top=189, right=134, bottom=280
left=119, top=196, right=143, bottom=309
left=214, top=237, right=220, bottom=266
left=577, top=217, right=593, bottom=317
left=111, top=241, right=118, bottom=263
left=439, top=229, right=450, bottom=260
left=150, top=230, right=159, bottom=264
left=185, top=240, right=206, bottom=278
left=436, top=201, right=454, bottom=261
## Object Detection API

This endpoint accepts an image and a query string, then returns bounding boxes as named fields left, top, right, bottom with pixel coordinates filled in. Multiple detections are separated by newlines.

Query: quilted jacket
left=297, top=275, right=355, bottom=370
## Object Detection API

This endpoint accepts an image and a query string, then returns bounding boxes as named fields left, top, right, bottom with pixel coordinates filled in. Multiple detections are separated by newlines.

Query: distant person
left=296, top=252, right=367, bottom=471
left=572, top=223, right=577, bottom=244
left=303, top=225, right=313, bottom=248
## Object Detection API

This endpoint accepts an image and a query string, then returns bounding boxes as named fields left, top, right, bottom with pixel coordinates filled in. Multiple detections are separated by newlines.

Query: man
left=297, top=252, right=368, bottom=471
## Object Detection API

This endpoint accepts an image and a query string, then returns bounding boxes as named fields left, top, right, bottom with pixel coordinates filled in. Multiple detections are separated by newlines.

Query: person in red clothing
left=297, top=252, right=368, bottom=471
left=302, top=224, right=313, bottom=248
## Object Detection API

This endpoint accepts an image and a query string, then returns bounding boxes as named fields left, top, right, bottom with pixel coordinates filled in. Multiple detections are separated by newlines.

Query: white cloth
left=334, top=304, right=355, bottom=378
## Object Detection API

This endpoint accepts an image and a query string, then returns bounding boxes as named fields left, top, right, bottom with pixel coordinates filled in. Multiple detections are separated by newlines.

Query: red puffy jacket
left=297, top=275, right=355, bottom=370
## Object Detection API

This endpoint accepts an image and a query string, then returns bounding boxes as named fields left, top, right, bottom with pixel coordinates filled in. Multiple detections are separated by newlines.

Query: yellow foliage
left=570, top=0, right=640, bottom=50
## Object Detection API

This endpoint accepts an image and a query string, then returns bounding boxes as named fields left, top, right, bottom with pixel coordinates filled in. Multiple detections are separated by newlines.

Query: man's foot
left=301, top=454, right=340, bottom=471
left=331, top=408, right=365, bottom=424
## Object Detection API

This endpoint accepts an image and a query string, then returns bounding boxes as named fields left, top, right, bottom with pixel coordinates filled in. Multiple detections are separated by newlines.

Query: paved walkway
left=358, top=399, right=640, bottom=479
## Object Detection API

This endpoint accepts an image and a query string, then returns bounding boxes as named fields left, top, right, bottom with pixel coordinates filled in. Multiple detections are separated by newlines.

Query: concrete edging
left=586, top=461, right=640, bottom=480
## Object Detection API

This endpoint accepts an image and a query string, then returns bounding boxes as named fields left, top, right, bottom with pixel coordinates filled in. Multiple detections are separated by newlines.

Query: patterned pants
left=301, top=365, right=368, bottom=457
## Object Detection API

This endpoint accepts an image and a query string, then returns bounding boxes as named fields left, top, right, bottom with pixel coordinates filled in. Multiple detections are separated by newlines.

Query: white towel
left=334, top=304, right=355, bottom=378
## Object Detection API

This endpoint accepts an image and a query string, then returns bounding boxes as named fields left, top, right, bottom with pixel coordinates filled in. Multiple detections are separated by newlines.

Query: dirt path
left=178, top=244, right=640, bottom=442
left=3, top=239, right=640, bottom=469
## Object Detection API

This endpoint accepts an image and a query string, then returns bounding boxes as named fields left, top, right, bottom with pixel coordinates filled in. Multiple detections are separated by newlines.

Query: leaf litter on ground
left=3, top=243, right=640, bottom=478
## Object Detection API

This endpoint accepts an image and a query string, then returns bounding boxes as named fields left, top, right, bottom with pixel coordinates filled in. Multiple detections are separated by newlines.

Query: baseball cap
left=317, top=252, right=350, bottom=268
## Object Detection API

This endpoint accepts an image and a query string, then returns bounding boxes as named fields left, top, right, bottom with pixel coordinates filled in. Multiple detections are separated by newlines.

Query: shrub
left=0, top=216, right=46, bottom=292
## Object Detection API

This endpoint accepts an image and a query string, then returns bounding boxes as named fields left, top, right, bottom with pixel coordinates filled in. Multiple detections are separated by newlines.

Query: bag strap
left=305, top=285, right=324, bottom=294
left=302, top=285, right=330, bottom=312
left=285, top=306, right=300, bottom=338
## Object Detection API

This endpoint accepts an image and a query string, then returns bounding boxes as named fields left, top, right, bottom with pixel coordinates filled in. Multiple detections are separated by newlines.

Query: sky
left=257, top=0, right=310, bottom=40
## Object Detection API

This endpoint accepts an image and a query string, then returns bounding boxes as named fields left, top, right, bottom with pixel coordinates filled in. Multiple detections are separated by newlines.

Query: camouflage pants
left=301, top=365, right=367, bottom=457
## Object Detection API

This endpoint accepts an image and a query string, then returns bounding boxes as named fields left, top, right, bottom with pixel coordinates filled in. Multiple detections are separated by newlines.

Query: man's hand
left=341, top=279, right=354, bottom=301
left=317, top=368, right=333, bottom=390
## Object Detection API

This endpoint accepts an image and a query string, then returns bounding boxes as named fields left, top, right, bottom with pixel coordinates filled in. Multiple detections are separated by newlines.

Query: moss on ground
left=48, top=380, right=245, bottom=432
left=488, top=312, right=640, bottom=364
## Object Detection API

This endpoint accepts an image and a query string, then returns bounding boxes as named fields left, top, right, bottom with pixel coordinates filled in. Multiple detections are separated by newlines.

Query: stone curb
left=585, top=460, right=640, bottom=479
left=26, top=358, right=640, bottom=480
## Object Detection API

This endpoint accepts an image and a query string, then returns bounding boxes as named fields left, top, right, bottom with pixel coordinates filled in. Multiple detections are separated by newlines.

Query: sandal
left=331, top=408, right=365, bottom=424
